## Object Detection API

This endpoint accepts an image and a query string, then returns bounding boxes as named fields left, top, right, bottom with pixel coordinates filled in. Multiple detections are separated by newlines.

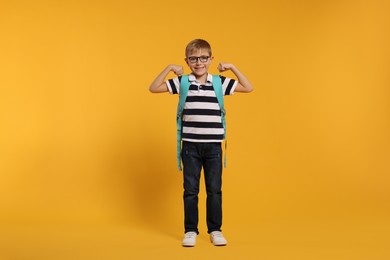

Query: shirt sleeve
left=220, top=76, right=238, bottom=95
left=166, top=77, right=181, bottom=95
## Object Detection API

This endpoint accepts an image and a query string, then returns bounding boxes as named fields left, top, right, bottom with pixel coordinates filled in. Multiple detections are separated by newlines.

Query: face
left=185, top=48, right=213, bottom=78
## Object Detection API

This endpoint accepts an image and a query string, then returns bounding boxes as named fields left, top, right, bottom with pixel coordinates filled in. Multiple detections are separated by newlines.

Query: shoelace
left=185, top=232, right=196, bottom=238
left=212, top=232, right=223, bottom=238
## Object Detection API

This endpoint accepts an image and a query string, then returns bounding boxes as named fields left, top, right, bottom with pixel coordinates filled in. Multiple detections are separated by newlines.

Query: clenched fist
left=217, top=62, right=235, bottom=72
left=170, top=65, right=184, bottom=76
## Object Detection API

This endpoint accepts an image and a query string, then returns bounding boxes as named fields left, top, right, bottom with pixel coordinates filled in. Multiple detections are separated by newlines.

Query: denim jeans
left=181, top=141, right=223, bottom=234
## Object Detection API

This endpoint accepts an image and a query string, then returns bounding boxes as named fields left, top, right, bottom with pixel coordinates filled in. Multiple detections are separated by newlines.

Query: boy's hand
left=218, top=62, right=235, bottom=72
left=170, top=65, right=184, bottom=76
left=218, top=62, right=254, bottom=93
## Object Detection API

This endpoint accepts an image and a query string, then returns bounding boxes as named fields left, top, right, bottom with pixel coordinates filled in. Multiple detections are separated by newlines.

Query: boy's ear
left=184, top=57, right=189, bottom=65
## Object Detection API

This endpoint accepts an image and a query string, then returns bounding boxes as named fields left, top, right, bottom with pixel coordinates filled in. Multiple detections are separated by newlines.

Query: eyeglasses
left=187, top=56, right=210, bottom=63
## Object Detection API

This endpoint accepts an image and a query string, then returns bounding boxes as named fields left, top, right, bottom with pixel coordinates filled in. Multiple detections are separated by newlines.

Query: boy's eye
left=199, top=56, right=209, bottom=61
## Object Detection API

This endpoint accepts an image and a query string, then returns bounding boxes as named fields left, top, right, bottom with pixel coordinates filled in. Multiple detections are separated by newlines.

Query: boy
left=149, top=39, right=253, bottom=247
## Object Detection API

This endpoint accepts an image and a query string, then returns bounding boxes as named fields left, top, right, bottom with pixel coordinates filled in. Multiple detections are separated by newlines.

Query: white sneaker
left=210, top=231, right=227, bottom=246
left=182, top=232, right=197, bottom=247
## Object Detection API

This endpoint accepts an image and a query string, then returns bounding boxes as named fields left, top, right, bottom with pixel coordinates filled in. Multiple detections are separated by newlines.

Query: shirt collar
left=188, top=73, right=213, bottom=84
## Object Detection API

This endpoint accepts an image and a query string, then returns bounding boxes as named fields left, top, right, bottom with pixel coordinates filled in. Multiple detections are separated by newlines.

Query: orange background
left=1, top=0, right=389, bottom=259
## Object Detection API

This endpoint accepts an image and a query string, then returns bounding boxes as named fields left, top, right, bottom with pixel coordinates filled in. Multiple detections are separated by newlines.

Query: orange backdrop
left=0, top=0, right=389, bottom=259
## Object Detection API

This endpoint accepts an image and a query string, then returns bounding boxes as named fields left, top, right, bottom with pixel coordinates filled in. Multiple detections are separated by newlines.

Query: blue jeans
left=181, top=141, right=223, bottom=234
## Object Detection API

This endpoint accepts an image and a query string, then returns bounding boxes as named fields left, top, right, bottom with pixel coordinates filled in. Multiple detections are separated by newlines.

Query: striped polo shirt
left=166, top=73, right=237, bottom=143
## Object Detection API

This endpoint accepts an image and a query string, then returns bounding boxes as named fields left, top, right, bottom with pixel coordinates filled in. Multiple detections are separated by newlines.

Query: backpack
left=176, top=74, right=226, bottom=171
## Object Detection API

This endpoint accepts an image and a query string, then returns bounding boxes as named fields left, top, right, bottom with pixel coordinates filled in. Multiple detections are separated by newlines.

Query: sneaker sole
left=212, top=242, right=227, bottom=246
left=182, top=243, right=196, bottom=247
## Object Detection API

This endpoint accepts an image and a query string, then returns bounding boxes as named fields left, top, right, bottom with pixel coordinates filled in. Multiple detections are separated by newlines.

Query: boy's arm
left=149, top=65, right=183, bottom=93
left=218, top=62, right=253, bottom=93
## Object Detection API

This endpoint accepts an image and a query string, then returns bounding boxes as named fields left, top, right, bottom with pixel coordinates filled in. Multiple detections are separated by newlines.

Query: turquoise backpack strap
left=212, top=75, right=225, bottom=136
left=177, top=75, right=190, bottom=171
left=212, top=75, right=227, bottom=168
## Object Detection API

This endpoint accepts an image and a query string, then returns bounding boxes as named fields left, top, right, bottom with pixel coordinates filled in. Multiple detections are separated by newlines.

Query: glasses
left=187, top=56, right=210, bottom=63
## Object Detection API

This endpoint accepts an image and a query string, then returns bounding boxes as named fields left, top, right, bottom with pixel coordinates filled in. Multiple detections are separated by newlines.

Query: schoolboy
left=149, top=39, right=253, bottom=246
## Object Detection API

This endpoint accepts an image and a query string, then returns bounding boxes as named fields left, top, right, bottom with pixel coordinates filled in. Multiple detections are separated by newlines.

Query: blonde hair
left=185, top=39, right=212, bottom=57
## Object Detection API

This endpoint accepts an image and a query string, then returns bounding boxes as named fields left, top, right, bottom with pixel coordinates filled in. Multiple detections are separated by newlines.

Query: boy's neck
left=194, top=73, right=208, bottom=84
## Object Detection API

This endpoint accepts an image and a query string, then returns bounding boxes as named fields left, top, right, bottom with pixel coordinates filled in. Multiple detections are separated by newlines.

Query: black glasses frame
left=187, top=56, right=210, bottom=63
